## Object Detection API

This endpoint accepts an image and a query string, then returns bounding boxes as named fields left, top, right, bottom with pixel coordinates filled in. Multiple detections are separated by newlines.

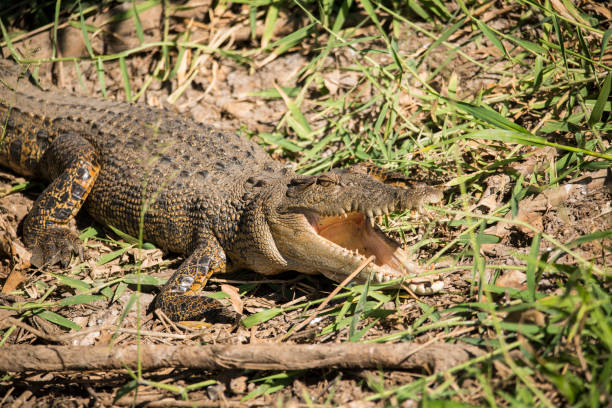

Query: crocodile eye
left=286, top=177, right=315, bottom=197
left=316, top=174, right=337, bottom=187
left=289, top=177, right=314, bottom=187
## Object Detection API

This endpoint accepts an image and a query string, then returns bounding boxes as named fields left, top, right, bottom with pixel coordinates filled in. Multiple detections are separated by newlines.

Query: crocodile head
left=238, top=169, right=444, bottom=291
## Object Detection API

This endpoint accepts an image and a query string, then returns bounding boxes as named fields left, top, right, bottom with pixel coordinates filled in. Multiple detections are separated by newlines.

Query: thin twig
left=283, top=255, right=375, bottom=340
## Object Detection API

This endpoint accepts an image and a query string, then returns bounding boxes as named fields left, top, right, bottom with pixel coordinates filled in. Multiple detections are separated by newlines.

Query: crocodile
left=0, top=59, right=444, bottom=321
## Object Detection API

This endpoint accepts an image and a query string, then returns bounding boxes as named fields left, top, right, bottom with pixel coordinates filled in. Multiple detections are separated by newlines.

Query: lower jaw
left=310, top=212, right=417, bottom=278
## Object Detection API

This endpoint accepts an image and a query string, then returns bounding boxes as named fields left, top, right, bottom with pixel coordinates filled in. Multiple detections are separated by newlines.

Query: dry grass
left=1, top=0, right=611, bottom=406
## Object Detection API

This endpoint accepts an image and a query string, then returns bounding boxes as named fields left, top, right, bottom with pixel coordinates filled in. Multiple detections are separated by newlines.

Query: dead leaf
left=487, top=194, right=545, bottom=238
left=510, top=146, right=556, bottom=177
left=496, top=270, right=527, bottom=290
left=0, top=214, right=16, bottom=257
left=478, top=193, right=502, bottom=213
left=0, top=212, right=31, bottom=268
left=567, top=168, right=611, bottom=195
left=492, top=359, right=513, bottom=379
left=518, top=309, right=546, bottom=326
left=1, top=269, right=26, bottom=293
left=515, top=197, right=545, bottom=235
left=550, top=0, right=590, bottom=26
left=541, top=184, right=574, bottom=207
left=589, top=2, right=612, bottom=20
left=0, top=309, right=18, bottom=323
left=130, top=247, right=165, bottom=269
left=0, top=233, right=14, bottom=259
left=222, top=284, right=243, bottom=315
left=457, top=174, right=510, bottom=221
left=480, top=240, right=511, bottom=257
left=322, top=70, right=340, bottom=95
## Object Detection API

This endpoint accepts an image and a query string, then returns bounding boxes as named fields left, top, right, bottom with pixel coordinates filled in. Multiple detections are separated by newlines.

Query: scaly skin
left=0, top=60, right=444, bottom=321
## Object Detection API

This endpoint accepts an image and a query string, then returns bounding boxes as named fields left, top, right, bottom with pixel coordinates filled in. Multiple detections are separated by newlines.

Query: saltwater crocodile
left=0, top=60, right=444, bottom=321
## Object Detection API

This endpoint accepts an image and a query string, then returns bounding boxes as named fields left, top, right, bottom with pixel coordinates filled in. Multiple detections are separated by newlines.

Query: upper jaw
left=277, top=174, right=445, bottom=223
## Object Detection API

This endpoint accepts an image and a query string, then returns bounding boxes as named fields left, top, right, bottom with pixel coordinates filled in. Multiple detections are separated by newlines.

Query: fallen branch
left=0, top=342, right=481, bottom=373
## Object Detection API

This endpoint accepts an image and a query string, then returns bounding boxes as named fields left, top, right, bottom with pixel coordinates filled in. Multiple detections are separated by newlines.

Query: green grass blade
left=95, top=58, right=107, bottom=98
left=112, top=282, right=128, bottom=303
left=122, top=274, right=165, bottom=286
left=358, top=0, right=386, bottom=42
left=276, top=86, right=313, bottom=140
left=601, top=28, right=612, bottom=60
left=249, top=5, right=257, bottom=41
left=113, top=379, right=139, bottom=404
left=110, top=292, right=139, bottom=346
left=258, top=132, right=302, bottom=152
left=451, top=100, right=530, bottom=134
left=261, top=2, right=279, bottom=49
left=97, top=245, right=132, bottom=266
left=0, top=18, right=20, bottom=60
left=476, top=19, right=508, bottom=58
left=332, top=0, right=354, bottom=33
left=406, top=0, right=432, bottom=21
left=51, top=0, right=61, bottom=59
left=551, top=15, right=568, bottom=76
left=465, top=129, right=612, bottom=161
left=526, top=233, right=541, bottom=302
left=550, top=229, right=612, bottom=263
left=588, top=71, right=611, bottom=126
left=37, top=310, right=82, bottom=330
left=349, top=273, right=372, bottom=342
left=241, top=307, right=283, bottom=328
left=77, top=0, right=95, bottom=58
left=52, top=274, right=92, bottom=291
left=418, top=17, right=465, bottom=68
left=58, top=294, right=107, bottom=306
left=119, top=56, right=132, bottom=102
left=533, top=55, right=543, bottom=91
left=72, top=60, right=88, bottom=94
left=131, top=0, right=145, bottom=45
left=510, top=35, right=548, bottom=54
left=267, top=23, right=314, bottom=58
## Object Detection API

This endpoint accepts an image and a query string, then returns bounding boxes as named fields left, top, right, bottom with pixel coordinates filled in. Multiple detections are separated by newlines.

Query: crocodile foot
left=28, top=228, right=83, bottom=268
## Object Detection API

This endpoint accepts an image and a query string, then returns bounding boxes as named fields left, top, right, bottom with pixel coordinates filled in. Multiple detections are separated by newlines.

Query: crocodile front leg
left=155, top=234, right=227, bottom=321
left=24, top=133, right=101, bottom=267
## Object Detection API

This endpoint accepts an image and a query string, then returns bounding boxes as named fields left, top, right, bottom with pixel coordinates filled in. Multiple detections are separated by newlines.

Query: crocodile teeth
left=366, top=209, right=374, bottom=219
left=408, top=280, right=445, bottom=295
left=373, top=207, right=383, bottom=217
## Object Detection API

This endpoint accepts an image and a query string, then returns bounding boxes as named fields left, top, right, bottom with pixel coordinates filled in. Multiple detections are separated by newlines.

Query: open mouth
left=275, top=209, right=443, bottom=294
left=306, top=211, right=417, bottom=280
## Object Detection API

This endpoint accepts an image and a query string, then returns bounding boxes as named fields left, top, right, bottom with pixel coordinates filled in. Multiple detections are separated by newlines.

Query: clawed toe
left=28, top=228, right=83, bottom=268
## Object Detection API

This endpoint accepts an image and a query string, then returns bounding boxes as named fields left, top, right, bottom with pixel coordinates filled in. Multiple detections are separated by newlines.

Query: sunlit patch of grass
left=0, top=0, right=610, bottom=405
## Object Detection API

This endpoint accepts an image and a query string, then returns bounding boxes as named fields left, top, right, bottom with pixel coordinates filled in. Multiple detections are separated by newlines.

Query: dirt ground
left=0, top=1, right=611, bottom=407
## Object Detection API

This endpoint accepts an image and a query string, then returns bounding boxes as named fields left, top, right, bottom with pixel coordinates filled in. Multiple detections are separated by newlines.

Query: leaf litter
left=0, top=0, right=611, bottom=406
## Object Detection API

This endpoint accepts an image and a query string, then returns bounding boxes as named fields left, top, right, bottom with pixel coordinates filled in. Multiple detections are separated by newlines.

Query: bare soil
left=1, top=1, right=610, bottom=407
